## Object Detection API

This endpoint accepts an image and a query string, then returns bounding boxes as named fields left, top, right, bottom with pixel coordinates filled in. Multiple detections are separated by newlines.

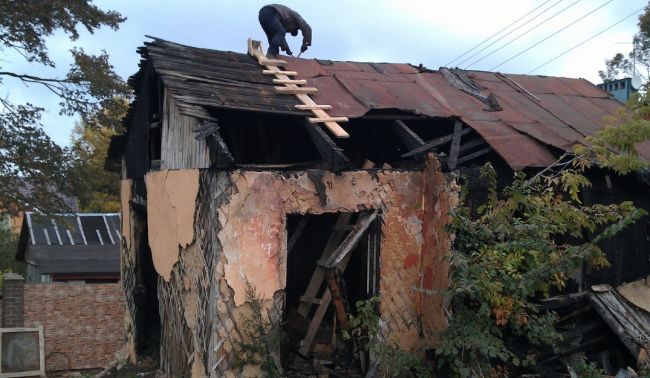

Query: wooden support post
left=401, top=127, right=471, bottom=158
left=448, top=120, right=463, bottom=170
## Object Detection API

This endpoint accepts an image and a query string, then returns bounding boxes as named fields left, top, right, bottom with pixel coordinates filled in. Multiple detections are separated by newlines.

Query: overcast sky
left=2, top=0, right=648, bottom=146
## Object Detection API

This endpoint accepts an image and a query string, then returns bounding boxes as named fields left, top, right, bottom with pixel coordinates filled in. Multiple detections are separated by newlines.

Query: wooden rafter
left=448, top=120, right=463, bottom=170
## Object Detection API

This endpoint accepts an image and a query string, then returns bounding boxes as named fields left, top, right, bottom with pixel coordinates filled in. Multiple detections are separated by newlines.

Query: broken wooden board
left=247, top=38, right=349, bottom=138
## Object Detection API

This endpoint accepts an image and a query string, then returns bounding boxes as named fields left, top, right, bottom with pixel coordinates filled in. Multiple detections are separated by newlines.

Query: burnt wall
left=124, top=157, right=456, bottom=377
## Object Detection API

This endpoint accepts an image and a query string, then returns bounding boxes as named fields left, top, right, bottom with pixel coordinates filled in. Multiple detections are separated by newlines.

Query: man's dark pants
left=259, top=6, right=285, bottom=57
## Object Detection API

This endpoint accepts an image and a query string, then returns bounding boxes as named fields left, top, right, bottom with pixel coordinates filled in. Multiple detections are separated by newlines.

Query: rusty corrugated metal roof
left=284, top=57, right=633, bottom=169
left=117, top=38, right=638, bottom=171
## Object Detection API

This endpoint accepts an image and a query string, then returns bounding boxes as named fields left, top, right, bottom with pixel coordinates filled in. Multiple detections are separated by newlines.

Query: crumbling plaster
left=145, top=169, right=200, bottom=282
left=141, top=156, right=455, bottom=369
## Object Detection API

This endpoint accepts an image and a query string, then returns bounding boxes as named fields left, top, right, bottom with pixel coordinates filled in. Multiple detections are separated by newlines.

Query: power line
left=445, top=0, right=554, bottom=66
left=527, top=6, right=645, bottom=74
left=490, top=0, right=614, bottom=71
left=455, top=0, right=565, bottom=67
left=464, top=0, right=581, bottom=69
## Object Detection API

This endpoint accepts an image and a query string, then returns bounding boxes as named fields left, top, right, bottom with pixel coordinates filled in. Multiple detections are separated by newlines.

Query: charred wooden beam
left=456, top=146, right=491, bottom=165
left=307, top=169, right=328, bottom=207
left=401, top=127, right=471, bottom=158
left=393, top=120, right=425, bottom=153
left=458, top=136, right=487, bottom=153
left=287, top=217, right=309, bottom=256
left=301, top=119, right=350, bottom=172
left=448, top=120, right=463, bottom=170
left=193, top=121, right=235, bottom=168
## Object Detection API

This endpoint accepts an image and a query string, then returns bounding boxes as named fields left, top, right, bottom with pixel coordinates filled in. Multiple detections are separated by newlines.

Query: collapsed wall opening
left=129, top=180, right=161, bottom=360
left=283, top=211, right=380, bottom=375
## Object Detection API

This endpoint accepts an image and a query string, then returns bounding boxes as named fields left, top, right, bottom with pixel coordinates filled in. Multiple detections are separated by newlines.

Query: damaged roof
left=116, top=37, right=650, bottom=171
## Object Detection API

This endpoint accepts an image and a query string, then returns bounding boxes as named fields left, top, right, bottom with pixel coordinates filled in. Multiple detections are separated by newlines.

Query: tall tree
left=599, top=2, right=650, bottom=87
left=69, top=100, right=127, bottom=213
left=0, top=1, right=129, bottom=214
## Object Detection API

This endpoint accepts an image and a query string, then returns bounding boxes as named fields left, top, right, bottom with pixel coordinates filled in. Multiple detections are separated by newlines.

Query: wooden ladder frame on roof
left=247, top=39, right=350, bottom=138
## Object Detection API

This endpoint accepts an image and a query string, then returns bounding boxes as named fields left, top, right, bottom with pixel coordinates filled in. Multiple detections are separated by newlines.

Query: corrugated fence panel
left=161, top=89, right=211, bottom=170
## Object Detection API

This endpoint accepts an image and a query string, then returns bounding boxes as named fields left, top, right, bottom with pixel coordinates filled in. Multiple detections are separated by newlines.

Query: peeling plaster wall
left=145, top=170, right=200, bottom=281
left=136, top=159, right=454, bottom=377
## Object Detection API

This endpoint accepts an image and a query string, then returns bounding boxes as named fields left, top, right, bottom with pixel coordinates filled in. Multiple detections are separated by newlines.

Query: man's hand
left=301, top=43, right=309, bottom=53
left=286, top=49, right=293, bottom=56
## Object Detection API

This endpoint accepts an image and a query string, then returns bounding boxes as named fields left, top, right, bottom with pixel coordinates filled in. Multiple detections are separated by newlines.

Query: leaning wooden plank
left=273, top=78, right=307, bottom=85
left=308, top=116, right=349, bottom=123
left=448, top=120, right=463, bottom=170
left=263, top=69, right=298, bottom=76
left=299, top=244, right=356, bottom=356
left=401, top=127, right=471, bottom=158
left=299, top=296, right=322, bottom=305
left=322, top=210, right=379, bottom=268
left=295, top=104, right=332, bottom=110
left=299, top=288, right=332, bottom=356
left=297, top=213, right=353, bottom=318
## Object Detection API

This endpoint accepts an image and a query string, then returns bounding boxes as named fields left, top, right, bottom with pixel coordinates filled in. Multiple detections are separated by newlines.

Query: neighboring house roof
left=16, top=212, right=120, bottom=275
left=110, top=37, right=650, bottom=171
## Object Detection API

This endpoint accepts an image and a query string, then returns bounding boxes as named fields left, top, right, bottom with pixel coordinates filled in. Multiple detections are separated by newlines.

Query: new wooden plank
left=263, top=69, right=297, bottom=76
left=295, top=104, right=332, bottom=110
left=258, top=57, right=287, bottom=66
left=448, top=120, right=463, bottom=170
left=275, top=86, right=319, bottom=94
left=273, top=79, right=307, bottom=85
left=308, top=116, right=349, bottom=123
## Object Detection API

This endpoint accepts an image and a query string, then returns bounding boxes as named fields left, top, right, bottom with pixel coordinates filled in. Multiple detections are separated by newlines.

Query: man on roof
left=258, top=4, right=312, bottom=59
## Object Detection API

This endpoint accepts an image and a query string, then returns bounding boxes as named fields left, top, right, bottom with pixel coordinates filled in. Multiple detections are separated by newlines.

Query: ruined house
left=106, top=38, right=650, bottom=376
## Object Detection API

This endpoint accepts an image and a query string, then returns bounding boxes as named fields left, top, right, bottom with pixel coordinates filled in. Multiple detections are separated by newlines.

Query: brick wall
left=22, top=283, right=125, bottom=371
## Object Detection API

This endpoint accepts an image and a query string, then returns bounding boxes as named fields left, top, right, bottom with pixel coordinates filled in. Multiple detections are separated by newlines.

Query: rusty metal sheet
left=372, top=63, right=419, bottom=74
left=535, top=94, right=602, bottom=136
left=506, top=121, right=579, bottom=150
left=335, top=76, right=454, bottom=118
left=331, top=70, right=416, bottom=83
left=306, top=76, right=368, bottom=118
left=463, top=120, right=557, bottom=170
left=500, top=74, right=580, bottom=96
left=285, top=57, right=329, bottom=78
left=491, top=89, right=586, bottom=142
left=562, top=78, right=610, bottom=98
